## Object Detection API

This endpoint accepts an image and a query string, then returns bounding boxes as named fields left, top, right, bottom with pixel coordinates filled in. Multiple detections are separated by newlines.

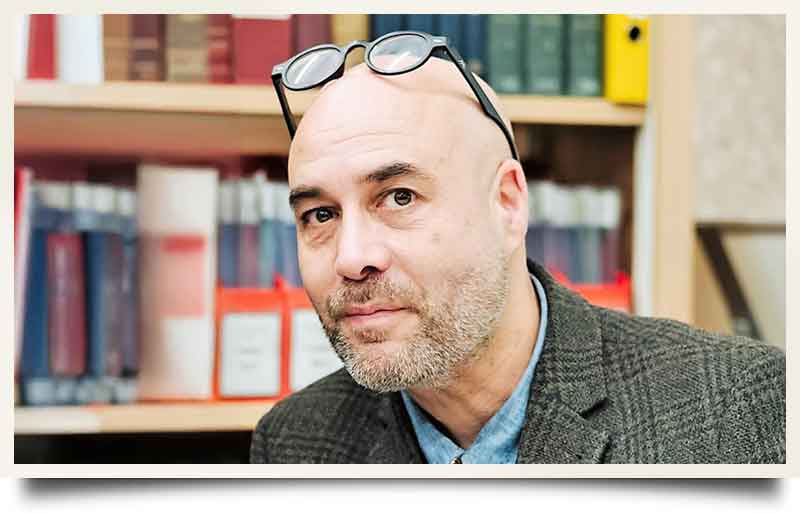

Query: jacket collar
left=366, top=259, right=610, bottom=464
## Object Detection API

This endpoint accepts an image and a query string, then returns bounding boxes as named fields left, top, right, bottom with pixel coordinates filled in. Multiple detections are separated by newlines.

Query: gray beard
left=319, top=254, right=510, bottom=393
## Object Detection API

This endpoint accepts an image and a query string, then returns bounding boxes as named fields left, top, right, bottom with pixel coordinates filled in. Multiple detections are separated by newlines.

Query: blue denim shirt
left=400, top=274, right=548, bottom=464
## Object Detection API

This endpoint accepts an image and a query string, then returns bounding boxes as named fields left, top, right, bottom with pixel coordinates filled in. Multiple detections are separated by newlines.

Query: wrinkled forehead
left=288, top=69, right=461, bottom=187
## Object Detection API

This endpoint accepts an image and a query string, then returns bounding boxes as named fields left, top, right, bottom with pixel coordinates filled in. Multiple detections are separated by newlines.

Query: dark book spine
left=461, top=15, right=486, bottom=78
left=524, top=15, right=564, bottom=95
left=292, top=14, right=332, bottom=53
left=436, top=15, right=462, bottom=53
left=232, top=16, right=292, bottom=84
left=487, top=15, right=524, bottom=93
left=21, top=214, right=53, bottom=405
left=370, top=14, right=406, bottom=39
left=166, top=14, right=208, bottom=82
left=130, top=14, right=165, bottom=81
left=208, top=14, right=233, bottom=83
left=103, top=14, right=131, bottom=81
left=406, top=14, right=437, bottom=35
left=47, top=232, right=87, bottom=379
left=565, top=14, right=603, bottom=96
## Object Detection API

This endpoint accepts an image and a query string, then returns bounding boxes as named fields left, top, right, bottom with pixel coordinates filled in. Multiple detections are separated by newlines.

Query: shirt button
left=450, top=455, right=463, bottom=464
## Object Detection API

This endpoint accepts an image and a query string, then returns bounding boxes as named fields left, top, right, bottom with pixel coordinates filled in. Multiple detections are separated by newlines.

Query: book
left=287, top=290, right=341, bottom=391
left=370, top=14, right=405, bottom=39
left=57, top=15, right=104, bottom=84
left=604, top=15, right=649, bottom=104
left=406, top=14, right=436, bottom=35
left=14, top=167, right=33, bottom=380
left=15, top=14, right=30, bottom=80
left=237, top=178, right=261, bottom=287
left=293, top=14, right=332, bottom=53
left=437, top=15, right=462, bottom=53
left=103, top=14, right=131, bottom=81
left=166, top=14, right=208, bottom=82
left=331, top=14, right=369, bottom=47
left=487, top=15, right=524, bottom=93
left=599, top=187, right=622, bottom=283
left=461, top=15, right=487, bottom=78
left=208, top=14, right=233, bottom=83
left=20, top=184, right=54, bottom=405
left=217, top=179, right=239, bottom=287
left=232, top=15, right=292, bottom=84
left=524, top=15, right=564, bottom=95
left=45, top=183, right=88, bottom=405
left=82, top=184, right=124, bottom=404
left=274, top=182, right=302, bottom=288
left=130, top=14, right=165, bottom=81
left=137, top=164, right=218, bottom=400
left=116, top=188, right=140, bottom=403
left=256, top=173, right=278, bottom=288
left=565, top=15, right=603, bottom=96
left=27, top=14, right=56, bottom=79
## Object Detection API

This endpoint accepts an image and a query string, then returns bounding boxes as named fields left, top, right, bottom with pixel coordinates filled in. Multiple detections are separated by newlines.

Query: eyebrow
left=289, top=161, right=432, bottom=208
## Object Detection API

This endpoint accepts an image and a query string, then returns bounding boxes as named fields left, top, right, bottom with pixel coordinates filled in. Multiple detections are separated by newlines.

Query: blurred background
left=12, top=14, right=785, bottom=463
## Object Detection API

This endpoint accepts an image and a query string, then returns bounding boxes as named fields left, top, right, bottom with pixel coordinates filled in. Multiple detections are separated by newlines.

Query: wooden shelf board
left=15, top=400, right=275, bottom=435
left=14, top=82, right=645, bottom=158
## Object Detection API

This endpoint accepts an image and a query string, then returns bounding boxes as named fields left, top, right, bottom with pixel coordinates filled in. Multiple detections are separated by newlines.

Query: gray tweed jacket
left=250, top=260, right=785, bottom=464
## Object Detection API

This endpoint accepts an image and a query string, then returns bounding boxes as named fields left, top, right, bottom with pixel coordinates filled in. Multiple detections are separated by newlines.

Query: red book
left=14, top=167, right=33, bottom=378
left=232, top=15, right=292, bottom=84
left=47, top=233, right=88, bottom=377
left=208, top=14, right=233, bottom=83
left=292, top=14, right=332, bottom=53
left=27, top=14, right=56, bottom=79
left=130, top=14, right=165, bottom=81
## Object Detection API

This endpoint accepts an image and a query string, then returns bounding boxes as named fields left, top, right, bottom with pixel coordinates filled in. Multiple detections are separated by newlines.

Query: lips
left=344, top=304, right=405, bottom=317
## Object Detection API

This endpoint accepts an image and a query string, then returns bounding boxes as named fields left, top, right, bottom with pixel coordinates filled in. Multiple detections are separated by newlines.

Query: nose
left=334, top=212, right=391, bottom=281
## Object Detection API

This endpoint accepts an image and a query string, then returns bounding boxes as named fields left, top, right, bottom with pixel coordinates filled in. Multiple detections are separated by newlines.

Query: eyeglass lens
left=285, top=47, right=343, bottom=89
left=285, top=33, right=432, bottom=89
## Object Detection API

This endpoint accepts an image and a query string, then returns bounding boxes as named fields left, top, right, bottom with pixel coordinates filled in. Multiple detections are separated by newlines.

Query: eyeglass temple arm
left=272, top=73, right=298, bottom=138
left=438, top=45, right=519, bottom=161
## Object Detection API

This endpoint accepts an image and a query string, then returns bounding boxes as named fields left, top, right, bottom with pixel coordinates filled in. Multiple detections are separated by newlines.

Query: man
left=250, top=40, right=785, bottom=464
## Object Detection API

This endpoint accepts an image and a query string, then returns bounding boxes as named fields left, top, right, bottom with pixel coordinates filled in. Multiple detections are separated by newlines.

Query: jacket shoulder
left=250, top=368, right=384, bottom=463
left=593, top=307, right=785, bottom=463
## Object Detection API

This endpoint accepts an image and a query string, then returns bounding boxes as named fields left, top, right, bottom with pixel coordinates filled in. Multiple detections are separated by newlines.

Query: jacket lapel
left=365, top=392, right=426, bottom=463
left=517, top=260, right=611, bottom=463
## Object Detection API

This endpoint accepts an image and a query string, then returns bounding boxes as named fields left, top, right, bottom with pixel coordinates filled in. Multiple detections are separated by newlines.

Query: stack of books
left=217, top=172, right=301, bottom=289
left=526, top=180, right=621, bottom=284
left=16, top=14, right=646, bottom=103
left=14, top=169, right=140, bottom=406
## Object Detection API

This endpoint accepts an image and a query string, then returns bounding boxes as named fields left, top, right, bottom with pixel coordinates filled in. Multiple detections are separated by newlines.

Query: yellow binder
left=604, top=15, right=649, bottom=105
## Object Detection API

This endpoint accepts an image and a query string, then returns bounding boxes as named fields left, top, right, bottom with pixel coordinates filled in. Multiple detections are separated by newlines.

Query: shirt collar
left=400, top=273, right=549, bottom=464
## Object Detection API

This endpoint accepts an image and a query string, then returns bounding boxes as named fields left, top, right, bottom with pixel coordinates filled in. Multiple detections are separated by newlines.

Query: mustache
left=326, top=276, right=420, bottom=320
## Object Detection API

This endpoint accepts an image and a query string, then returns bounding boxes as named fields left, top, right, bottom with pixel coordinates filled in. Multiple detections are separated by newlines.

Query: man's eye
left=384, top=189, right=416, bottom=208
left=302, top=207, right=336, bottom=226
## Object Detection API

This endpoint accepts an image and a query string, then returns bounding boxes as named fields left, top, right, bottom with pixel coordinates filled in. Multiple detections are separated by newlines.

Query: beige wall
left=692, top=15, right=785, bottom=347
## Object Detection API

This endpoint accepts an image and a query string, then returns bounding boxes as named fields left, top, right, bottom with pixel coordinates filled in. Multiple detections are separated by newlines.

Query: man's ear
left=494, top=159, right=529, bottom=252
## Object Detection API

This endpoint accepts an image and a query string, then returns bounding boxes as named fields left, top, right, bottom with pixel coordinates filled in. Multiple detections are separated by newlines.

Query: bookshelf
left=14, top=81, right=646, bottom=158
left=13, top=17, right=695, bottom=449
left=15, top=401, right=275, bottom=435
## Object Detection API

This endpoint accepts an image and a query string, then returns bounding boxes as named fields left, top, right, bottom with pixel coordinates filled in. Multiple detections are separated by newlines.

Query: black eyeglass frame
left=271, top=30, right=519, bottom=161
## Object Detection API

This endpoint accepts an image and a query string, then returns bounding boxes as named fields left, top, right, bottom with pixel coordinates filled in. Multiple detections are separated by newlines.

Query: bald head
left=288, top=57, right=515, bottom=187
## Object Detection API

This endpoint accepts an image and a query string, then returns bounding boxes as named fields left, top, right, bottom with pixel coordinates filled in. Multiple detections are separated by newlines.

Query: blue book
left=274, top=182, right=302, bottom=288
left=217, top=180, right=239, bottom=287
left=406, top=14, right=436, bottom=35
left=436, top=15, right=462, bottom=53
left=257, top=175, right=278, bottom=288
left=117, top=189, right=139, bottom=403
left=370, top=14, right=406, bottom=39
left=20, top=192, right=54, bottom=406
left=462, top=15, right=486, bottom=78
left=82, top=185, right=123, bottom=404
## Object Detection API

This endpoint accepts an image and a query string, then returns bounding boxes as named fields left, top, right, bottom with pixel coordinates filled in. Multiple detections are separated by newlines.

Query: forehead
left=288, top=88, right=452, bottom=190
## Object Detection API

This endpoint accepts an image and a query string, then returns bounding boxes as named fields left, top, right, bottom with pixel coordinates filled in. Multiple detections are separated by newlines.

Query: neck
left=406, top=259, right=540, bottom=448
